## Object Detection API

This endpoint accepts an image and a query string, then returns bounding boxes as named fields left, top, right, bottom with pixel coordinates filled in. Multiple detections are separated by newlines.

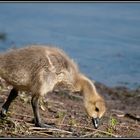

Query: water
left=0, top=3, right=140, bottom=89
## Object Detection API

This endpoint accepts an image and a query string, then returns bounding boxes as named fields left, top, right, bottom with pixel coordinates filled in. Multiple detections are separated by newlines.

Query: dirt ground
left=0, top=79, right=139, bottom=138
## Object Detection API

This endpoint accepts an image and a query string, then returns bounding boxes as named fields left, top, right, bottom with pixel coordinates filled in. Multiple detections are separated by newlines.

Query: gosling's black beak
left=92, top=117, right=100, bottom=129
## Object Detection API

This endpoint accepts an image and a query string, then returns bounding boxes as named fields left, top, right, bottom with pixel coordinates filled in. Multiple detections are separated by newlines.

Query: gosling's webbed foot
left=35, top=122, right=55, bottom=128
left=35, top=122, right=62, bottom=131
left=0, top=108, right=7, bottom=119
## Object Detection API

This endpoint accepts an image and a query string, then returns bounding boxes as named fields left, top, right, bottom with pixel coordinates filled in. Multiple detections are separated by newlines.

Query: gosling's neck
left=74, top=74, right=100, bottom=101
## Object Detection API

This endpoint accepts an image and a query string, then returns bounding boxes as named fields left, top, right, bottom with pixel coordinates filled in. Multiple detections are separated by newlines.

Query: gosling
left=0, top=45, right=106, bottom=129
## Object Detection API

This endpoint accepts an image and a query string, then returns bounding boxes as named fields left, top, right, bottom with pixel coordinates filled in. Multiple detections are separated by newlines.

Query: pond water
left=0, top=3, right=140, bottom=89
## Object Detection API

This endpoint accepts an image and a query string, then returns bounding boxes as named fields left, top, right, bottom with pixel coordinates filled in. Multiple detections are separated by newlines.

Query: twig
left=45, top=99, right=64, bottom=106
left=56, top=124, right=120, bottom=137
left=81, top=131, right=98, bottom=137
left=111, top=109, right=125, bottom=117
left=111, top=109, right=140, bottom=121
left=111, top=109, right=125, bottom=114
left=29, top=126, right=73, bottom=134
left=31, top=130, right=54, bottom=137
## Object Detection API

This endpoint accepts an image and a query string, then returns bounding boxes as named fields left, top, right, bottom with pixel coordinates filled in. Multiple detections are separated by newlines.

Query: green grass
left=107, top=116, right=118, bottom=135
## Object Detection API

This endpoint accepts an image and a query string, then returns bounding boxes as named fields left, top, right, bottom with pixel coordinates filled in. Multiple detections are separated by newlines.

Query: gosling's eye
left=95, top=107, right=99, bottom=112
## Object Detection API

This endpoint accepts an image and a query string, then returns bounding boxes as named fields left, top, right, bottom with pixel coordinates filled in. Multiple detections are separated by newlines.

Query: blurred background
left=0, top=2, right=140, bottom=89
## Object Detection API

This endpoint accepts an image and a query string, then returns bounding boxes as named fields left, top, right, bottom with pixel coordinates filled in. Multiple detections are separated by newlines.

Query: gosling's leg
left=31, top=94, right=53, bottom=128
left=0, top=88, right=18, bottom=118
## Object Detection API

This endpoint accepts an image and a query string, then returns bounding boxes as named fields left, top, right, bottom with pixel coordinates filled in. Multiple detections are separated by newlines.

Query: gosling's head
left=77, top=73, right=106, bottom=128
left=84, top=98, right=106, bottom=129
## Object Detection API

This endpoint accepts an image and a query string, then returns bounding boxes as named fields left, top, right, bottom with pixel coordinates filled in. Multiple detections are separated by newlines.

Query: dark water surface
left=0, top=3, right=140, bottom=89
